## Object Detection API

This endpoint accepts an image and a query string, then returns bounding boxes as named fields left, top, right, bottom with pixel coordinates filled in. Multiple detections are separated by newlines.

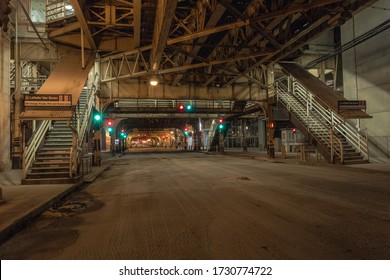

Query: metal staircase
left=10, top=61, right=47, bottom=94
left=206, top=120, right=218, bottom=151
left=273, top=76, right=369, bottom=164
left=22, top=72, right=99, bottom=184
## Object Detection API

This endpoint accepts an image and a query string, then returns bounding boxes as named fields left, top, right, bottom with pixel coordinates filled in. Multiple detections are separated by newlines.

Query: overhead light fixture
left=65, top=4, right=73, bottom=10
left=150, top=79, right=158, bottom=86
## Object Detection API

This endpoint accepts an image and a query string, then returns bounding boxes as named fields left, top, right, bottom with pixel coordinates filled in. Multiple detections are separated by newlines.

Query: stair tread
left=28, top=171, right=69, bottom=175
left=31, top=166, right=69, bottom=172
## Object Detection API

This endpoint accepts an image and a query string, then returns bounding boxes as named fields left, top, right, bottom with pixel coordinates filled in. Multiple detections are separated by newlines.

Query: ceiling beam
left=171, top=1, right=230, bottom=86
left=168, top=45, right=266, bottom=86
left=216, top=0, right=281, bottom=49
left=133, top=0, right=141, bottom=48
left=48, top=22, right=81, bottom=38
left=158, top=50, right=272, bottom=75
left=223, top=14, right=332, bottom=87
left=203, top=0, right=263, bottom=87
left=250, top=0, right=343, bottom=23
left=150, top=0, right=178, bottom=71
left=69, top=0, right=97, bottom=50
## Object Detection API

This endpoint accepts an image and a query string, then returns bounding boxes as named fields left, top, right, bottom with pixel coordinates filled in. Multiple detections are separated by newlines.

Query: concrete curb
left=84, top=164, right=112, bottom=183
left=0, top=164, right=112, bottom=245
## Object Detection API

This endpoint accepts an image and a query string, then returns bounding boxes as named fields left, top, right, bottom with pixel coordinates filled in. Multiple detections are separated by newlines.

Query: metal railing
left=275, top=80, right=344, bottom=162
left=46, top=0, right=74, bottom=23
left=10, top=61, right=47, bottom=93
left=274, top=75, right=368, bottom=163
left=22, top=120, right=51, bottom=179
left=291, top=78, right=368, bottom=160
left=206, top=120, right=217, bottom=150
left=115, top=99, right=234, bottom=109
left=69, top=72, right=100, bottom=176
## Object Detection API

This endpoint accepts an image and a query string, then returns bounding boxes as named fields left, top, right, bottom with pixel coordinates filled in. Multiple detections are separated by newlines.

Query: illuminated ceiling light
left=150, top=78, right=158, bottom=86
left=65, top=4, right=73, bottom=10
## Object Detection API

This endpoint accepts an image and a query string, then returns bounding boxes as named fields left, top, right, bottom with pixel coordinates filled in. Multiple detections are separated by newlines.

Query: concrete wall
left=0, top=32, right=11, bottom=171
left=342, top=1, right=390, bottom=159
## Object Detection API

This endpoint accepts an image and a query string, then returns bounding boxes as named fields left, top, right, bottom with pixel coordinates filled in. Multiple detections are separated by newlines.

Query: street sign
left=338, top=100, right=366, bottom=112
left=24, top=94, right=72, bottom=107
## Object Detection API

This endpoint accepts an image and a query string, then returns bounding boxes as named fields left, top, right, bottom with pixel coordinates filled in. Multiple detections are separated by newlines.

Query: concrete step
left=342, top=151, right=361, bottom=157
left=22, top=177, right=75, bottom=185
left=46, top=137, right=73, bottom=141
left=41, top=147, right=72, bottom=152
left=44, top=144, right=72, bottom=149
left=47, top=132, right=73, bottom=136
left=45, top=138, right=73, bottom=142
left=343, top=154, right=364, bottom=160
left=342, top=159, right=370, bottom=165
left=30, top=166, right=69, bottom=173
left=33, top=163, right=69, bottom=168
left=38, top=150, right=71, bottom=155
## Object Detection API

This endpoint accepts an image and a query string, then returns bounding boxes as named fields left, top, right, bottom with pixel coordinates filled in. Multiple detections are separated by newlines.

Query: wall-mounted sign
left=25, top=94, right=72, bottom=107
left=338, top=100, right=366, bottom=112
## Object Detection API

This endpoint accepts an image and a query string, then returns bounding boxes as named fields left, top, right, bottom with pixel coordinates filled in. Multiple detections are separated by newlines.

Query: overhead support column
left=266, top=67, right=275, bottom=158
left=12, top=41, right=22, bottom=169
left=0, top=31, right=11, bottom=171
left=69, top=0, right=97, bottom=51
left=133, top=0, right=141, bottom=48
left=150, top=0, right=178, bottom=71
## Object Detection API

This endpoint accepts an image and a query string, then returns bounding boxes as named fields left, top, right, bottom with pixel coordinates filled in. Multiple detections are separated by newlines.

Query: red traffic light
left=107, top=120, right=113, bottom=126
left=268, top=121, right=275, bottom=129
left=218, top=118, right=224, bottom=123
left=292, top=128, right=296, bottom=133
left=178, top=104, right=185, bottom=111
left=184, top=127, right=188, bottom=131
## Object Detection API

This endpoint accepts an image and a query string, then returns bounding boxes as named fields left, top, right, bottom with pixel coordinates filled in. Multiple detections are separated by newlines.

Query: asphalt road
left=1, top=152, right=390, bottom=259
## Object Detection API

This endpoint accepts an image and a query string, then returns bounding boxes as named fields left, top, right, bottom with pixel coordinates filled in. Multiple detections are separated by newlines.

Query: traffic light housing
left=106, top=119, right=114, bottom=135
left=185, top=104, right=193, bottom=112
left=92, top=108, right=102, bottom=129
left=184, top=127, right=188, bottom=135
left=120, top=130, right=127, bottom=139
left=178, top=103, right=193, bottom=112
left=178, top=104, right=185, bottom=112
left=94, top=113, right=102, bottom=122
left=218, top=118, right=224, bottom=128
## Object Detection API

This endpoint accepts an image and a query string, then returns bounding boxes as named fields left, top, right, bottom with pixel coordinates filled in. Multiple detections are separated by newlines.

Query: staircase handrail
left=68, top=72, right=99, bottom=177
left=291, top=78, right=368, bottom=159
left=78, top=72, right=99, bottom=148
left=22, top=120, right=51, bottom=179
left=331, top=124, right=344, bottom=163
left=46, top=0, right=75, bottom=23
left=206, top=120, right=217, bottom=149
left=275, top=82, right=344, bottom=162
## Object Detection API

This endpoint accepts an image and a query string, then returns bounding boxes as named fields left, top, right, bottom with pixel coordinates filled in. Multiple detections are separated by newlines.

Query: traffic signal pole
left=92, top=130, right=101, bottom=166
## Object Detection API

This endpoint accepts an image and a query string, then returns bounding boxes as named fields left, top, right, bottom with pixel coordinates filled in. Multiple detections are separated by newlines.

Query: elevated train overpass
left=1, top=0, right=388, bottom=185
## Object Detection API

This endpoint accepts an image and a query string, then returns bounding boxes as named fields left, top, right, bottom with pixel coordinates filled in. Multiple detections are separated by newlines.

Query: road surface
left=1, top=152, right=390, bottom=259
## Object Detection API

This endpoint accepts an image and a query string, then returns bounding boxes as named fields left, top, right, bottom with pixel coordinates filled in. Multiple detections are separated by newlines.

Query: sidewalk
left=0, top=159, right=112, bottom=244
left=203, top=147, right=390, bottom=173
left=1, top=149, right=389, bottom=245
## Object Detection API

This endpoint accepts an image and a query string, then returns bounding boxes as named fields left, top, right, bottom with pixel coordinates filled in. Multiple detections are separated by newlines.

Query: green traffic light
left=219, top=124, right=224, bottom=129
left=94, top=114, right=102, bottom=121
left=185, top=104, right=193, bottom=112
left=107, top=127, right=113, bottom=133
